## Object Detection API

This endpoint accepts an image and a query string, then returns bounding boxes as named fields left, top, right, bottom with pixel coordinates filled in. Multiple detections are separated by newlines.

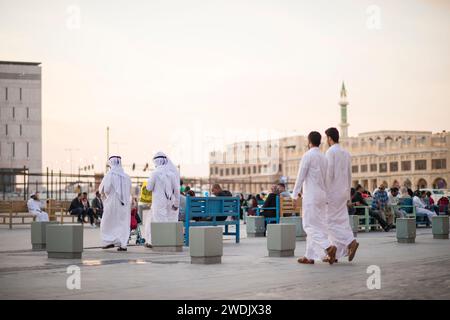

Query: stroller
left=129, top=206, right=146, bottom=245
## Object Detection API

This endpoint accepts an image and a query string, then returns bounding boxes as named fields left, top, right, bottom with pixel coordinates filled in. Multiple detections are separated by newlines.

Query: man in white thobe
left=292, top=131, right=337, bottom=265
left=144, top=152, right=180, bottom=248
left=27, top=192, right=49, bottom=222
left=99, top=156, right=132, bottom=251
left=324, top=127, right=359, bottom=262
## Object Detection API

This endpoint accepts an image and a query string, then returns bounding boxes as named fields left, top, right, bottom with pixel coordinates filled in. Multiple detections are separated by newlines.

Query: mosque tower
left=339, top=82, right=349, bottom=139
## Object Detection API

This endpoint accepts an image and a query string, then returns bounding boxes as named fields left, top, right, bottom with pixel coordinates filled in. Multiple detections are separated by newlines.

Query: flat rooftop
left=0, top=61, right=41, bottom=66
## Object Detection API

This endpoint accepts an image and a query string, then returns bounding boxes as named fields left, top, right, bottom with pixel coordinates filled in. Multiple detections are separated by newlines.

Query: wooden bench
left=279, top=197, right=302, bottom=217
left=0, top=201, right=36, bottom=229
left=47, top=200, right=74, bottom=224
left=184, top=197, right=240, bottom=246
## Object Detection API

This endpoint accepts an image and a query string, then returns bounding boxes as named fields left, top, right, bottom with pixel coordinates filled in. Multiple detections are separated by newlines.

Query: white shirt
left=292, top=147, right=327, bottom=203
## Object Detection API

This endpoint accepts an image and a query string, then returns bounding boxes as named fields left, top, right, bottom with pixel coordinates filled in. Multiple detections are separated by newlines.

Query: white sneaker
left=91, top=223, right=97, bottom=229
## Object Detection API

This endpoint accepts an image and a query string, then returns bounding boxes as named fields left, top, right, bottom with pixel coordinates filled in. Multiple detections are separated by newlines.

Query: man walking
left=292, top=131, right=337, bottom=265
left=324, top=127, right=359, bottom=262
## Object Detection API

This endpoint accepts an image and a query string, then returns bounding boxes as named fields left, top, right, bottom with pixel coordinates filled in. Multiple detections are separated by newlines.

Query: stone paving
left=0, top=224, right=449, bottom=299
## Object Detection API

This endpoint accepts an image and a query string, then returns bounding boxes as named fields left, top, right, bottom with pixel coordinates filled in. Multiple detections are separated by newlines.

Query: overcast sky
left=1, top=0, right=449, bottom=176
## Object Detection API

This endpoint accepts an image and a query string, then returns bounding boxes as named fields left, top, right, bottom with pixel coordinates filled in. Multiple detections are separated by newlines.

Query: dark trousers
left=70, top=207, right=95, bottom=224
left=369, top=209, right=389, bottom=229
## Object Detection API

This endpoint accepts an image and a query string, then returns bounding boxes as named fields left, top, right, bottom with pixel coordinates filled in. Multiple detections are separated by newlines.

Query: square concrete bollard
left=267, top=223, right=296, bottom=257
left=396, top=218, right=416, bottom=243
left=189, top=226, right=223, bottom=264
left=31, top=221, right=58, bottom=251
left=46, top=224, right=83, bottom=259
left=349, top=215, right=360, bottom=237
left=280, top=216, right=306, bottom=240
left=151, top=222, right=184, bottom=252
left=432, top=216, right=449, bottom=239
left=246, top=216, right=265, bottom=237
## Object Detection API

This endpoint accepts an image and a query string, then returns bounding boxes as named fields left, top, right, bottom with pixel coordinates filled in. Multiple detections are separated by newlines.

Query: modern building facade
left=209, top=84, right=449, bottom=194
left=0, top=61, right=42, bottom=191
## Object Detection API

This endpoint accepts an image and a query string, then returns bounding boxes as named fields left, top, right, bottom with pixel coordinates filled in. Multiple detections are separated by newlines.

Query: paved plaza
left=0, top=224, right=449, bottom=300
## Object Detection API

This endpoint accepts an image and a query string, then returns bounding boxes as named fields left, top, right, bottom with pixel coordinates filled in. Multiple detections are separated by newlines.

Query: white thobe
left=292, top=147, right=330, bottom=261
left=27, top=199, right=49, bottom=222
left=325, top=144, right=355, bottom=259
left=144, top=168, right=180, bottom=244
left=413, top=196, right=436, bottom=222
left=99, top=173, right=132, bottom=248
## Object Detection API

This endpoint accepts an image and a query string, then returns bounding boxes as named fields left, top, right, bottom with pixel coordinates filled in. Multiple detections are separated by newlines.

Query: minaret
left=339, top=82, right=349, bottom=139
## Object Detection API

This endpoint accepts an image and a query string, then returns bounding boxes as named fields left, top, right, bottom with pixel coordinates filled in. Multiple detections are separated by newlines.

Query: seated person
left=388, top=187, right=406, bottom=218
left=69, top=193, right=84, bottom=223
left=413, top=191, right=436, bottom=224
left=91, top=191, right=104, bottom=220
left=211, top=184, right=232, bottom=221
left=424, top=191, right=439, bottom=214
left=27, top=192, right=49, bottom=222
left=370, top=185, right=393, bottom=232
left=260, top=185, right=278, bottom=218
left=277, top=183, right=291, bottom=198
left=437, top=196, right=449, bottom=215
left=81, top=192, right=96, bottom=228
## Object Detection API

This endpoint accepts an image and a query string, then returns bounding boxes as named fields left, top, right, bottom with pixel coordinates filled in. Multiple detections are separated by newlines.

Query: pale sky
left=1, top=0, right=449, bottom=176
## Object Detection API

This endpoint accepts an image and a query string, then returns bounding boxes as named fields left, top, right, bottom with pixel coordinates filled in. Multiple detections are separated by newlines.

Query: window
left=390, top=162, right=398, bottom=172
left=12, top=107, right=15, bottom=118
left=370, top=164, right=377, bottom=172
left=20, top=124, right=22, bottom=136
left=220, top=169, right=223, bottom=176
left=5, top=124, right=8, bottom=136
left=415, top=160, right=427, bottom=170
left=12, top=142, right=15, bottom=158
left=27, top=142, right=29, bottom=158
left=432, top=159, right=446, bottom=170
left=215, top=167, right=218, bottom=175
left=243, top=167, right=246, bottom=175
left=210, top=167, right=214, bottom=175
left=20, top=88, right=22, bottom=101
left=225, top=169, right=229, bottom=176
left=5, top=87, right=8, bottom=100
left=237, top=168, right=240, bottom=175
left=352, top=165, right=359, bottom=173
left=253, top=166, right=256, bottom=174
left=379, top=163, right=387, bottom=173
left=231, top=168, right=235, bottom=175
left=27, top=107, right=29, bottom=119
left=361, top=164, right=368, bottom=173
left=401, top=161, right=411, bottom=171
left=258, top=165, right=261, bottom=173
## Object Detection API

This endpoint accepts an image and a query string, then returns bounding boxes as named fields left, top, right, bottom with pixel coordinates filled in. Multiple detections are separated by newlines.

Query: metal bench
left=184, top=196, right=240, bottom=246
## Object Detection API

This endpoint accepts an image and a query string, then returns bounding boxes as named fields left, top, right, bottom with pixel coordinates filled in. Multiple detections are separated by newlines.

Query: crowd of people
left=24, top=128, right=448, bottom=262
left=348, top=183, right=448, bottom=231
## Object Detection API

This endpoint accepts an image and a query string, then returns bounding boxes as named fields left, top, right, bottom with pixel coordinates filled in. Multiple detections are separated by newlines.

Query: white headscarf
left=103, top=156, right=130, bottom=205
left=152, top=152, right=180, bottom=201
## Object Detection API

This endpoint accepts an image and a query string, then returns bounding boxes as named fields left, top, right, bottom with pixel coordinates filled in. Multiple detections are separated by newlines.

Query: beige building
left=209, top=85, right=449, bottom=194
left=0, top=61, right=42, bottom=191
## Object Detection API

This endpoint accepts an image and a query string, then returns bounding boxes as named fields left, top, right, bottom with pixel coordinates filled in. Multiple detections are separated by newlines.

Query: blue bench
left=184, top=197, right=240, bottom=246
left=255, top=195, right=280, bottom=225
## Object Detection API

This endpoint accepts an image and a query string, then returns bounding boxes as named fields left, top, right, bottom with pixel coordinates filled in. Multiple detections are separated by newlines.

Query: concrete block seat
left=267, top=224, right=296, bottom=257
left=151, top=222, right=184, bottom=252
left=189, top=226, right=223, bottom=264
left=46, top=224, right=83, bottom=259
